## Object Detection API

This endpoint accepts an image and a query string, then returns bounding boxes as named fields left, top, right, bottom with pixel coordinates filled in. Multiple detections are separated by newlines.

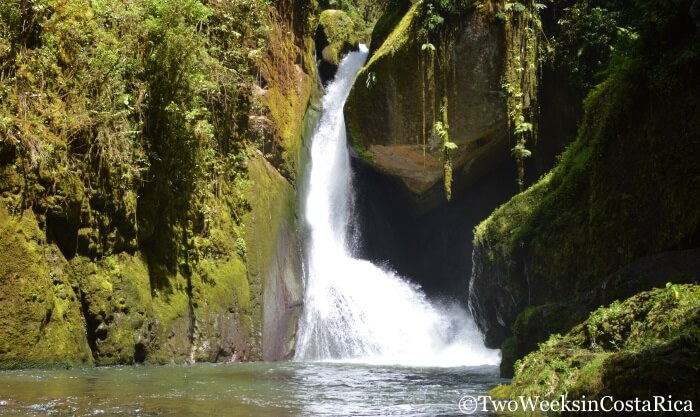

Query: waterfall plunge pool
left=0, top=362, right=504, bottom=416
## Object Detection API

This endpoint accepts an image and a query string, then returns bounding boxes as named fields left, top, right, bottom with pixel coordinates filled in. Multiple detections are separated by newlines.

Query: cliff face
left=0, top=0, right=318, bottom=367
left=469, top=0, right=700, bottom=376
left=344, top=3, right=508, bottom=197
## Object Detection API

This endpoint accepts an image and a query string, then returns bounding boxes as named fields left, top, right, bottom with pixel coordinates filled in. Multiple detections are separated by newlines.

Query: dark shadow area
left=78, top=288, right=99, bottom=360
left=45, top=214, right=78, bottom=260
left=351, top=155, right=519, bottom=299
left=134, top=342, right=147, bottom=364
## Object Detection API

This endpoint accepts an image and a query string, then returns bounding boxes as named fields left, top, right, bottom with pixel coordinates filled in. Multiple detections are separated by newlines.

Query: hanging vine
left=498, top=0, right=547, bottom=192
left=415, top=0, right=546, bottom=197
left=420, top=41, right=436, bottom=163
left=417, top=1, right=460, bottom=201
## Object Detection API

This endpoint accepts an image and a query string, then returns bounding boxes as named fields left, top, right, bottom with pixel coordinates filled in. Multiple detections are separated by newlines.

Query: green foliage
left=555, top=4, right=620, bottom=90
left=414, top=0, right=475, bottom=40
left=409, top=0, right=470, bottom=200
left=365, top=71, right=377, bottom=88
left=474, top=0, right=700, bottom=380
left=494, top=285, right=700, bottom=404
left=235, top=236, right=248, bottom=259
left=0, top=0, right=271, bottom=258
left=436, top=99, right=455, bottom=201
left=497, top=0, right=546, bottom=192
left=510, top=143, right=532, bottom=159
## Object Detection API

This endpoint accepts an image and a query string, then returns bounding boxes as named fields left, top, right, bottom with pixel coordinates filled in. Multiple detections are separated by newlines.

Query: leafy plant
left=498, top=0, right=547, bottom=192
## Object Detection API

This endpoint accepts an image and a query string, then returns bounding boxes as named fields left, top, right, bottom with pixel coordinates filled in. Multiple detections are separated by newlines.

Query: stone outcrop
left=345, top=4, right=507, bottom=196
left=315, top=9, right=360, bottom=83
left=0, top=207, right=93, bottom=368
left=492, top=284, right=700, bottom=405
left=246, top=152, right=304, bottom=362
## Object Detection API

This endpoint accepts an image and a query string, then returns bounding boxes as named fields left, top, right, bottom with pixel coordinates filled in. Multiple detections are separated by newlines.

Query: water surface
left=0, top=362, right=503, bottom=416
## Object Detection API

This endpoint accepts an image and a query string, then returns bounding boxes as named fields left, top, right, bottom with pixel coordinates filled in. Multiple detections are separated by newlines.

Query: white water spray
left=295, top=46, right=499, bottom=367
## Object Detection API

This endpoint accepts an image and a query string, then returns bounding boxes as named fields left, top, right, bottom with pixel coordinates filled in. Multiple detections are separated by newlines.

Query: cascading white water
left=295, top=46, right=499, bottom=367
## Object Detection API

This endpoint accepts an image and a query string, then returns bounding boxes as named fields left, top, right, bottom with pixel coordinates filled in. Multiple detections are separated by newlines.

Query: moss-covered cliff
left=0, top=0, right=319, bottom=368
left=470, top=0, right=700, bottom=376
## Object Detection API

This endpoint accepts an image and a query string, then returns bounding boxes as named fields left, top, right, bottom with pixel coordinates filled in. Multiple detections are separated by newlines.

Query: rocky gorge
left=1, top=0, right=699, bottom=411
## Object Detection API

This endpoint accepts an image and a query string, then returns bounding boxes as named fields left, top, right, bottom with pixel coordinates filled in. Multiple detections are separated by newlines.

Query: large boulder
left=491, top=284, right=700, bottom=405
left=344, top=4, right=507, bottom=196
left=315, top=9, right=360, bottom=83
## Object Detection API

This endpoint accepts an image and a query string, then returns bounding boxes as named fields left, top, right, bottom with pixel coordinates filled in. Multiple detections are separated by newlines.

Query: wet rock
left=345, top=5, right=507, bottom=197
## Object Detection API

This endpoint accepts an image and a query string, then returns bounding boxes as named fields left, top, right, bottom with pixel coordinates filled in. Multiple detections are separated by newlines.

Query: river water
left=0, top=362, right=502, bottom=416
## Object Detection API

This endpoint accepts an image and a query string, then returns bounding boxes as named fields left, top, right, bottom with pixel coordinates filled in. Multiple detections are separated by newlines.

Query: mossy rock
left=71, top=253, right=191, bottom=366
left=367, top=0, right=412, bottom=55
left=492, top=284, right=700, bottom=414
left=0, top=0, right=317, bottom=369
left=244, top=151, right=303, bottom=361
left=344, top=3, right=507, bottom=196
left=317, top=9, right=359, bottom=65
left=0, top=205, right=92, bottom=369
left=257, top=10, right=319, bottom=180
left=315, top=9, right=360, bottom=82
left=500, top=303, right=587, bottom=377
left=189, top=199, right=254, bottom=362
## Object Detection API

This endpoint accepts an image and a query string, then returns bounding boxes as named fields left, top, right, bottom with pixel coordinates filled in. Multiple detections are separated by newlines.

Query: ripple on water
left=0, top=362, right=503, bottom=417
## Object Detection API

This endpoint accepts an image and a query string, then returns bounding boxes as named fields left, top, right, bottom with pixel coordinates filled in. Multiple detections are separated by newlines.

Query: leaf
left=365, top=71, right=376, bottom=89
left=444, top=141, right=458, bottom=151
left=506, top=2, right=527, bottom=13
left=434, top=121, right=448, bottom=139
left=515, top=122, right=533, bottom=134
left=511, top=144, right=532, bottom=159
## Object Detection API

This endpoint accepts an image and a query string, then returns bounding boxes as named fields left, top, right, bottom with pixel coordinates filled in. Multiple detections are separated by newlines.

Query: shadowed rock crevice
left=351, top=155, right=518, bottom=298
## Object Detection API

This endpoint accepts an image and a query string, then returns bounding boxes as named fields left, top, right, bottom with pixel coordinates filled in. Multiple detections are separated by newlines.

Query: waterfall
left=295, top=46, right=499, bottom=367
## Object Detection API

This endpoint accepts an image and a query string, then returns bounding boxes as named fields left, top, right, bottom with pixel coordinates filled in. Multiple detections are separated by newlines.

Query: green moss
left=198, top=257, right=249, bottom=311
left=345, top=4, right=420, bottom=156
left=1, top=0, right=316, bottom=368
left=368, top=1, right=412, bottom=53
left=318, top=9, right=360, bottom=65
left=258, top=10, right=318, bottom=179
left=493, top=284, right=700, bottom=407
left=242, top=150, right=301, bottom=358
left=0, top=205, right=92, bottom=369
left=245, top=152, right=295, bottom=286
left=472, top=13, right=700, bottom=369
left=72, top=254, right=156, bottom=365
left=363, top=3, right=419, bottom=70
